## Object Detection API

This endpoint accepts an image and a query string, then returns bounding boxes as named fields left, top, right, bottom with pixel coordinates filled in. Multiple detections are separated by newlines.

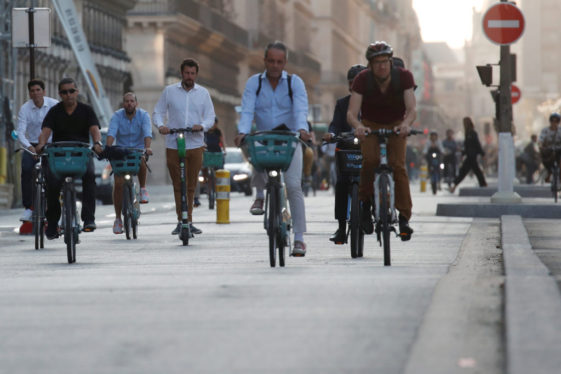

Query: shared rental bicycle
left=169, top=127, right=201, bottom=246
left=242, top=130, right=301, bottom=267
left=109, top=148, right=148, bottom=239
left=45, top=141, right=93, bottom=263
left=17, top=147, right=48, bottom=250
left=202, top=150, right=224, bottom=210
left=366, top=128, right=422, bottom=266
left=324, top=132, right=364, bottom=258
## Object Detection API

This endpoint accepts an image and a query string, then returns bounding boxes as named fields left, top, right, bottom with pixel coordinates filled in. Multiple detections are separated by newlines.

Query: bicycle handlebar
left=366, top=128, right=424, bottom=137
left=240, top=130, right=310, bottom=148
left=168, top=127, right=203, bottom=134
left=16, top=147, right=47, bottom=158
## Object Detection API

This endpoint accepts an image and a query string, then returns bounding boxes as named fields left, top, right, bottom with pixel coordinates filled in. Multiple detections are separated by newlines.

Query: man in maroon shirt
left=346, top=41, right=417, bottom=240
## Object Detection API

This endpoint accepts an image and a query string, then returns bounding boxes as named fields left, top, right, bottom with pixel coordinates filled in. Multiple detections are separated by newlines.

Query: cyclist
left=423, top=131, right=444, bottom=164
left=36, top=77, right=103, bottom=239
left=347, top=41, right=416, bottom=241
left=234, top=41, right=311, bottom=256
left=106, top=92, right=153, bottom=234
left=199, top=116, right=226, bottom=205
left=16, top=79, right=58, bottom=224
left=323, top=64, right=367, bottom=244
left=538, top=112, right=561, bottom=182
left=152, top=58, right=216, bottom=236
left=442, top=128, right=459, bottom=184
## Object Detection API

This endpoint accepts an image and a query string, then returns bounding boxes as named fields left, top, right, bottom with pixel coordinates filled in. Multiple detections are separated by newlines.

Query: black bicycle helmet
left=365, top=41, right=393, bottom=61
left=549, top=112, right=561, bottom=122
left=347, top=64, right=367, bottom=82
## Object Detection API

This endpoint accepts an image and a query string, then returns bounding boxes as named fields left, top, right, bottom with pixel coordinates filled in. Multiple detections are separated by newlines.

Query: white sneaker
left=20, top=209, right=32, bottom=222
left=113, top=218, right=123, bottom=234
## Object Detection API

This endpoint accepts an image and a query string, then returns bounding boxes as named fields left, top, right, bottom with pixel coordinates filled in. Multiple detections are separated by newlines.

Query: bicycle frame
left=373, top=135, right=398, bottom=225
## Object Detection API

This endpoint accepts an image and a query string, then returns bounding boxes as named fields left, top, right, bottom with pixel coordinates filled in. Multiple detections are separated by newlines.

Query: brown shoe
left=250, top=199, right=264, bottom=215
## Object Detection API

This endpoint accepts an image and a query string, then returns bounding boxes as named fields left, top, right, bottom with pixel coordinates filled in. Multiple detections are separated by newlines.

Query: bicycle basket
left=336, top=149, right=362, bottom=175
left=243, top=133, right=299, bottom=172
left=46, top=146, right=92, bottom=179
left=203, top=151, right=224, bottom=168
left=110, top=151, right=143, bottom=175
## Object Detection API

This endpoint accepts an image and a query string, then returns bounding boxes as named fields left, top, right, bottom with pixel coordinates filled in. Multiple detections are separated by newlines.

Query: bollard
left=216, top=169, right=230, bottom=224
left=420, top=165, right=427, bottom=192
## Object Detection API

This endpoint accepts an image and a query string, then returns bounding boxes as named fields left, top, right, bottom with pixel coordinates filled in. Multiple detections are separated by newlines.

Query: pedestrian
left=16, top=79, right=58, bottom=223
left=323, top=64, right=367, bottom=244
left=35, top=77, right=103, bottom=239
left=449, top=117, right=487, bottom=193
left=234, top=41, right=311, bottom=256
left=106, top=92, right=153, bottom=234
left=152, top=58, right=216, bottom=236
left=518, top=134, right=540, bottom=184
left=347, top=41, right=417, bottom=241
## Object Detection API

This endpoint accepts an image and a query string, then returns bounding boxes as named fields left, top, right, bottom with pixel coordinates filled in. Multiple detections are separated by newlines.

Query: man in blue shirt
left=234, top=41, right=311, bottom=256
left=106, top=92, right=153, bottom=234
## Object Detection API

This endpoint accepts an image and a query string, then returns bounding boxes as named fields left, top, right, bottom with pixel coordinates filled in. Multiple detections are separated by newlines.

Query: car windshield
left=225, top=151, right=244, bottom=164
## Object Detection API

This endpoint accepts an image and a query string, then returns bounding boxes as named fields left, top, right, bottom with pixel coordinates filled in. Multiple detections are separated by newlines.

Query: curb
left=501, top=215, right=561, bottom=374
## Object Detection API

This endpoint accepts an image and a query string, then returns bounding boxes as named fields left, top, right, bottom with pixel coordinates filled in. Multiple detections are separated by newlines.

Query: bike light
left=65, top=177, right=72, bottom=183
left=124, top=174, right=131, bottom=180
left=233, top=173, right=249, bottom=181
left=440, top=163, right=445, bottom=170
left=198, top=176, right=204, bottom=183
left=432, top=153, right=437, bottom=158
left=353, top=137, right=359, bottom=145
left=269, top=170, right=278, bottom=178
left=178, top=132, right=184, bottom=139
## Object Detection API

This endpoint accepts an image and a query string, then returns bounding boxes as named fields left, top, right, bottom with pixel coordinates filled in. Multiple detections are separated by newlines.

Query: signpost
left=482, top=2, right=525, bottom=45
left=511, top=84, right=521, bottom=104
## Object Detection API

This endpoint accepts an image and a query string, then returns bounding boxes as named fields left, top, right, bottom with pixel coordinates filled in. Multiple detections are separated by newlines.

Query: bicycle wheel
left=122, top=183, right=132, bottom=240
left=131, top=184, right=138, bottom=240
left=278, top=207, right=286, bottom=267
left=63, top=185, right=76, bottom=264
left=267, top=186, right=278, bottom=268
left=552, top=163, right=559, bottom=203
left=209, top=170, right=215, bottom=210
left=379, top=174, right=391, bottom=266
left=33, top=181, right=44, bottom=250
left=350, top=184, right=360, bottom=258
left=180, top=224, right=189, bottom=246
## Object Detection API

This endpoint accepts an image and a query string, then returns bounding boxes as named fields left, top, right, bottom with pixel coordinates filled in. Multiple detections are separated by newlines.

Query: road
left=0, top=184, right=504, bottom=374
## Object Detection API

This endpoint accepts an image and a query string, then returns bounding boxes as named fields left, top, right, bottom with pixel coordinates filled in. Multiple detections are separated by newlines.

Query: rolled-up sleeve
left=16, top=106, right=30, bottom=148
left=152, top=88, right=167, bottom=128
left=238, top=75, right=258, bottom=134
left=107, top=111, right=120, bottom=138
left=292, top=75, right=309, bottom=132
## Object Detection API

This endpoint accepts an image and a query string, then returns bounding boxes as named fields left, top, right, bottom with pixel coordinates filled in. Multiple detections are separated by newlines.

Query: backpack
left=256, top=73, right=293, bottom=103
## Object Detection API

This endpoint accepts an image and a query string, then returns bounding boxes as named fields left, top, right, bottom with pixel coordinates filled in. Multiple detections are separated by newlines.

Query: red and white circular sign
left=482, top=3, right=525, bottom=45
left=511, top=84, right=521, bottom=104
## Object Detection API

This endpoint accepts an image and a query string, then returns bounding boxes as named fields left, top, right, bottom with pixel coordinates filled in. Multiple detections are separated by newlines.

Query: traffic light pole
left=491, top=43, right=521, bottom=203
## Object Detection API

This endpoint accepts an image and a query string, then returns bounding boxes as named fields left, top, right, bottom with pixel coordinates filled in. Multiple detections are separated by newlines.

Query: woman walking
left=450, top=117, right=487, bottom=193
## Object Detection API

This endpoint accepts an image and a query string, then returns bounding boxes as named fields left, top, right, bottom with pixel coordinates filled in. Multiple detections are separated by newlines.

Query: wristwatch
left=94, top=141, right=103, bottom=147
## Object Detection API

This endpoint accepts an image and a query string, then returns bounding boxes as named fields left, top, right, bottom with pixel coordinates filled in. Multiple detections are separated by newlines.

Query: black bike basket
left=336, top=149, right=362, bottom=175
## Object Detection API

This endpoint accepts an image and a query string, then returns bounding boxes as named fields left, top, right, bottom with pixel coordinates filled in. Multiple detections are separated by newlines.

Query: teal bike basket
left=202, top=151, right=224, bottom=168
left=46, top=146, right=92, bottom=179
left=244, top=133, right=299, bottom=172
left=110, top=151, right=143, bottom=175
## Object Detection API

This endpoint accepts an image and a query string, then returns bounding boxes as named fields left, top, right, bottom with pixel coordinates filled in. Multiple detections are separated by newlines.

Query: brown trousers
left=166, top=147, right=204, bottom=222
left=113, top=158, right=148, bottom=218
left=359, top=119, right=412, bottom=220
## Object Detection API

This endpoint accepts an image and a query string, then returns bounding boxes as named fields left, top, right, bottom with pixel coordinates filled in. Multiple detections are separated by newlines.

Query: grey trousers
left=252, top=145, right=307, bottom=234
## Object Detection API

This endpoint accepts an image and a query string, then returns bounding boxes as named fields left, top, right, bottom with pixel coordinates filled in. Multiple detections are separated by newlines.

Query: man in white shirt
left=152, top=58, right=216, bottom=236
left=16, top=79, right=58, bottom=222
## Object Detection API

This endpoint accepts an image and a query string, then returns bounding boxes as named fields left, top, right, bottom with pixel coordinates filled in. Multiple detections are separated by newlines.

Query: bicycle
left=544, top=145, right=561, bottom=203
left=242, top=130, right=302, bottom=267
left=324, top=132, right=364, bottom=258
left=168, top=127, right=202, bottom=246
left=366, top=128, right=422, bottom=266
left=109, top=148, right=148, bottom=240
left=202, top=150, right=224, bottom=210
left=17, top=147, right=48, bottom=250
left=45, top=141, right=93, bottom=263
left=426, top=148, right=443, bottom=195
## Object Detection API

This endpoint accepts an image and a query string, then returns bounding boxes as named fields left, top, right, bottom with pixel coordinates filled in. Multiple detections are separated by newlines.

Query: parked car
left=224, top=147, right=252, bottom=196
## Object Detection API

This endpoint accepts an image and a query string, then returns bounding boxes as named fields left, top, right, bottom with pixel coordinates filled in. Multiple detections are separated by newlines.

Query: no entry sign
left=511, top=84, right=521, bottom=104
left=482, top=2, right=525, bottom=45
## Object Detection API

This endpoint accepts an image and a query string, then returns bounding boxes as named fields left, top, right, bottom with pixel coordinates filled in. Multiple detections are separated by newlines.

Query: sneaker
left=190, top=223, right=202, bottom=235
left=140, top=188, right=149, bottom=204
left=113, top=218, right=123, bottom=234
left=250, top=198, right=264, bottom=215
left=194, top=198, right=201, bottom=207
left=46, top=223, right=59, bottom=240
left=329, top=228, right=346, bottom=244
left=398, top=215, right=414, bottom=242
left=171, top=222, right=181, bottom=235
left=292, top=240, right=306, bottom=257
left=19, top=208, right=32, bottom=222
left=83, top=221, right=96, bottom=232
left=360, top=202, right=374, bottom=235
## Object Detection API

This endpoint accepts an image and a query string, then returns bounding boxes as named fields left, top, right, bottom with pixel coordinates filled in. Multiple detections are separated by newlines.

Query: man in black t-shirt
left=36, top=78, right=103, bottom=239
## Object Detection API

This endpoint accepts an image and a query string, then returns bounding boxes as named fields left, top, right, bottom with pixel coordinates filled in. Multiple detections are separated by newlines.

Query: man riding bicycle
left=323, top=64, right=367, bottom=244
left=346, top=41, right=417, bottom=241
left=106, top=92, right=153, bottom=234
left=538, top=112, right=561, bottom=182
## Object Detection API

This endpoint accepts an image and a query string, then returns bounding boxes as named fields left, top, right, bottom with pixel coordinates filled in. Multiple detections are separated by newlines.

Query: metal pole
left=499, top=44, right=512, bottom=132
left=27, top=7, right=36, bottom=79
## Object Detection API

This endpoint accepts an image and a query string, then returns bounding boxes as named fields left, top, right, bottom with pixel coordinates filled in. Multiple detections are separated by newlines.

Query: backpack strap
left=255, top=73, right=293, bottom=104
left=365, top=68, right=402, bottom=97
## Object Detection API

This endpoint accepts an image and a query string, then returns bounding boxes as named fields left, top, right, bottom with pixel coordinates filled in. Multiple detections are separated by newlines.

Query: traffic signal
left=476, top=64, right=493, bottom=86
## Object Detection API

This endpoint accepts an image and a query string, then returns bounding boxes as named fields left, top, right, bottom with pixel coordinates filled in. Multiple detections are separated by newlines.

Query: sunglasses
left=59, top=88, right=77, bottom=95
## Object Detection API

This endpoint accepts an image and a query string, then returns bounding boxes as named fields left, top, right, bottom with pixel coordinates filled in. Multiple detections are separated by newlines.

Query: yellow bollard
left=420, top=165, right=427, bottom=192
left=216, top=169, right=230, bottom=224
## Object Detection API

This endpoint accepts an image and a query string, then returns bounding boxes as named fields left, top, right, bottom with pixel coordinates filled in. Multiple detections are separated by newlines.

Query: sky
left=412, top=0, right=485, bottom=49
